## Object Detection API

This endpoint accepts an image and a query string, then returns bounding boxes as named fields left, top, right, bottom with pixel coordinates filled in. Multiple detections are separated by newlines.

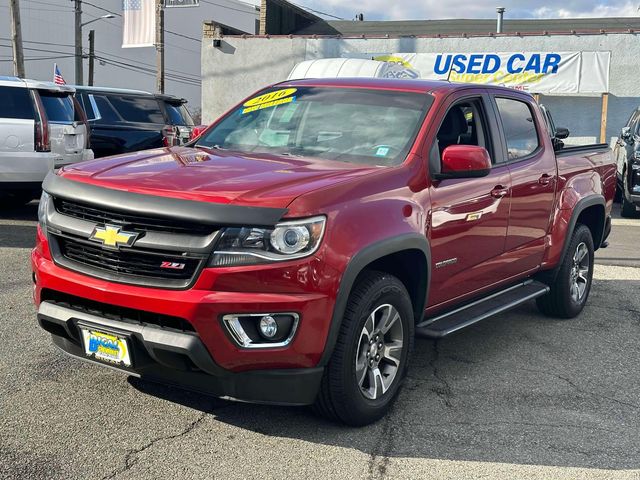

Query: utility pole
left=9, top=0, right=25, bottom=77
left=156, top=0, right=165, bottom=94
left=88, top=29, right=95, bottom=86
left=74, top=0, right=83, bottom=85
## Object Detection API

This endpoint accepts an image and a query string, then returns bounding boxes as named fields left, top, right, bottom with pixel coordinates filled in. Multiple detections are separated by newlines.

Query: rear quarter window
left=91, top=95, right=122, bottom=123
left=0, top=86, right=35, bottom=120
left=495, top=97, right=540, bottom=160
left=106, top=95, right=165, bottom=124
left=164, top=102, right=194, bottom=126
left=39, top=91, right=75, bottom=123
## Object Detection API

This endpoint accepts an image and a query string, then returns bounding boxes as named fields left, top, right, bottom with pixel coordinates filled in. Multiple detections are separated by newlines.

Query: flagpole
left=53, top=63, right=57, bottom=82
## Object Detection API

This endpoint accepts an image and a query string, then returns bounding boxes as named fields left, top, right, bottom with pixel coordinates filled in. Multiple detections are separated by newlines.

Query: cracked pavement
left=1, top=202, right=639, bottom=479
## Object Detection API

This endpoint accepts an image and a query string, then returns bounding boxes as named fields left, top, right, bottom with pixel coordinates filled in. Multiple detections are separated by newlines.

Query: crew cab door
left=427, top=92, right=512, bottom=307
left=491, top=94, right=557, bottom=274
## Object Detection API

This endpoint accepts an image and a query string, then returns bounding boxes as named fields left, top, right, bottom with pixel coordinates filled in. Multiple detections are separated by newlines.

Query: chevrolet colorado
left=33, top=79, right=616, bottom=426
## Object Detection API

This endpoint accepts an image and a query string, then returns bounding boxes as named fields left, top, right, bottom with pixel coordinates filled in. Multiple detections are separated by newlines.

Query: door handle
left=538, top=174, right=552, bottom=186
left=490, top=185, right=509, bottom=198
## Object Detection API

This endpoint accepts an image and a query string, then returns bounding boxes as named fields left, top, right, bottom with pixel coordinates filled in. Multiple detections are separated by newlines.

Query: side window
left=431, top=98, right=492, bottom=174
left=92, top=95, right=121, bottom=123
left=79, top=94, right=94, bottom=120
left=0, top=86, right=35, bottom=120
left=495, top=97, right=540, bottom=161
left=106, top=95, right=165, bottom=124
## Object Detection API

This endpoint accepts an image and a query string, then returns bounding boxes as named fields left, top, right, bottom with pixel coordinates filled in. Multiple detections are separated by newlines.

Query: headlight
left=38, top=191, right=50, bottom=233
left=209, top=216, right=326, bottom=267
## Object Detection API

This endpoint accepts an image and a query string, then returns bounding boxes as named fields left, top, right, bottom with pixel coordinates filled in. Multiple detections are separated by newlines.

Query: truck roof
left=277, top=77, right=531, bottom=97
left=72, top=85, right=187, bottom=103
left=0, top=76, right=75, bottom=93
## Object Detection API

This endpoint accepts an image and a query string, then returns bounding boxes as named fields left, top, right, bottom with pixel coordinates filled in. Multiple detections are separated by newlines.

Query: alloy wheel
left=569, top=241, right=590, bottom=303
left=354, top=304, right=404, bottom=400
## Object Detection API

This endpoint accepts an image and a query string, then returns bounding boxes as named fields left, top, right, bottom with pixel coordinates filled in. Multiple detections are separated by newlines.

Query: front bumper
left=38, top=301, right=324, bottom=405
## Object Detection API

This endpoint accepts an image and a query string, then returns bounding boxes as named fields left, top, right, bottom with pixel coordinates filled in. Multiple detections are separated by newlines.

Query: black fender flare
left=318, top=233, right=431, bottom=366
left=549, top=194, right=605, bottom=282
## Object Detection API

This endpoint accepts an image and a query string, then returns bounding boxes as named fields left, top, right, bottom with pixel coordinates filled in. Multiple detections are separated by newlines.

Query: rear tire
left=0, top=192, right=37, bottom=208
left=313, top=271, right=414, bottom=426
left=537, top=224, right=594, bottom=318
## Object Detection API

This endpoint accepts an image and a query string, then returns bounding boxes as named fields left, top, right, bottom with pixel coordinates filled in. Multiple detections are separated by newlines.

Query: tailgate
left=37, top=89, right=87, bottom=164
left=48, top=122, right=86, bottom=159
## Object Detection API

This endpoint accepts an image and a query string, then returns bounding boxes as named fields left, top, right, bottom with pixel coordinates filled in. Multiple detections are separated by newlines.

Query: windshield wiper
left=195, top=144, right=226, bottom=151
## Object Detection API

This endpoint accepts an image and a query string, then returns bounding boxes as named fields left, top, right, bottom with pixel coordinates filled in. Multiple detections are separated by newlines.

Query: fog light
left=259, top=315, right=278, bottom=338
left=222, top=312, right=299, bottom=348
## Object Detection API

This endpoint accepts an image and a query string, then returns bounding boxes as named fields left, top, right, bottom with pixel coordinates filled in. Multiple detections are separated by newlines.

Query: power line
left=0, top=54, right=76, bottom=62
left=23, top=0, right=73, bottom=9
left=0, top=42, right=201, bottom=82
left=96, top=55, right=201, bottom=83
left=290, top=2, right=345, bottom=20
left=95, top=56, right=201, bottom=86
left=0, top=37, right=76, bottom=49
left=199, top=0, right=259, bottom=15
left=92, top=48, right=200, bottom=79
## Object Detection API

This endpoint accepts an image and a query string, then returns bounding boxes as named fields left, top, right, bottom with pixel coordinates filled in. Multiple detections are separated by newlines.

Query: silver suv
left=0, top=77, right=93, bottom=204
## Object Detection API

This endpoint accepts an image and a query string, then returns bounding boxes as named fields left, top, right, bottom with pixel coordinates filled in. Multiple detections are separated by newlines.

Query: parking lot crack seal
left=367, top=407, right=395, bottom=480
left=522, top=367, right=640, bottom=411
left=429, top=340, right=454, bottom=408
left=101, top=412, right=207, bottom=480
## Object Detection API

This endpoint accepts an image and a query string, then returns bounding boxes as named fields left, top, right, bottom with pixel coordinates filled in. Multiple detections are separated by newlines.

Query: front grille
left=55, top=198, right=214, bottom=235
left=41, top=289, right=196, bottom=333
left=56, top=235, right=202, bottom=281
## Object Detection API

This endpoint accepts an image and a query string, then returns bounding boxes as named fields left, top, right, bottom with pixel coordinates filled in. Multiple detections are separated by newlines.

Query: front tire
left=313, top=271, right=414, bottom=426
left=537, top=224, right=594, bottom=318
left=621, top=196, right=638, bottom=218
left=621, top=173, right=639, bottom=218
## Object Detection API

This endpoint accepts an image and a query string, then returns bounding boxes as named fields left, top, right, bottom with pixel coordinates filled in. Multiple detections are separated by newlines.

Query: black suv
left=74, top=86, right=195, bottom=158
left=613, top=107, right=640, bottom=217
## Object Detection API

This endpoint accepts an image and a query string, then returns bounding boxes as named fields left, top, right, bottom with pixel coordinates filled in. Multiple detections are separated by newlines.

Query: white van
left=0, top=77, right=93, bottom=204
left=287, top=58, right=421, bottom=80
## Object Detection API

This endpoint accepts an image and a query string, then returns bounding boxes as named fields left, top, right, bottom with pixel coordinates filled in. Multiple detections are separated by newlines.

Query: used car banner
left=343, top=52, right=610, bottom=94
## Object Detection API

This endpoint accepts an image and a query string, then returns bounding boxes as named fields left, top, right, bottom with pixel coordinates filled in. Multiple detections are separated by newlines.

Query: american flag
left=122, top=0, right=155, bottom=48
left=53, top=63, right=66, bottom=85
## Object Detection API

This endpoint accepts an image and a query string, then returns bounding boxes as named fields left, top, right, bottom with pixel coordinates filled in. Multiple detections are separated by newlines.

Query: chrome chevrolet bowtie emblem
left=89, top=224, right=138, bottom=250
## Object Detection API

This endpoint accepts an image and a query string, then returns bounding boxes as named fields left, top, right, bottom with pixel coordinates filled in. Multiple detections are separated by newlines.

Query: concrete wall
left=202, top=32, right=639, bottom=144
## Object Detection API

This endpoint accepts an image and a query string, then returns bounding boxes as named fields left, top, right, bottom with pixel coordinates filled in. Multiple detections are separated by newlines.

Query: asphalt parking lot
left=1, top=202, right=639, bottom=480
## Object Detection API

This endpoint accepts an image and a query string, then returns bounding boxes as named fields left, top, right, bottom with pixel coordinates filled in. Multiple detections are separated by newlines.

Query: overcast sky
left=300, top=0, right=640, bottom=21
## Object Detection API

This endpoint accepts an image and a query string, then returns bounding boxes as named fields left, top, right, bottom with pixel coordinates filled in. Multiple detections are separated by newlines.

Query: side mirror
left=555, top=127, right=570, bottom=140
left=621, top=126, right=633, bottom=143
left=434, top=145, right=492, bottom=180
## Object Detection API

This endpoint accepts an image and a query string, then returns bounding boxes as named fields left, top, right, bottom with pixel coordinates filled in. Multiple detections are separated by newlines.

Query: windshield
left=197, top=87, right=431, bottom=166
left=39, top=91, right=74, bottom=124
left=165, top=102, right=194, bottom=126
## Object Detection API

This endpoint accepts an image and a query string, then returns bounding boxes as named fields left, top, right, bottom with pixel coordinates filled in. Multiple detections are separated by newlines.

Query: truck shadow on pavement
left=0, top=201, right=38, bottom=249
left=129, top=277, right=640, bottom=471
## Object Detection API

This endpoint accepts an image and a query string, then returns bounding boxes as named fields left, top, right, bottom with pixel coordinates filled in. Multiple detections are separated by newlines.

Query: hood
left=60, top=146, right=380, bottom=208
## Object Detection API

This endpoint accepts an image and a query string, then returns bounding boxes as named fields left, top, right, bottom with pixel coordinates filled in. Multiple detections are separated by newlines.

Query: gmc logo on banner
left=160, top=261, right=186, bottom=270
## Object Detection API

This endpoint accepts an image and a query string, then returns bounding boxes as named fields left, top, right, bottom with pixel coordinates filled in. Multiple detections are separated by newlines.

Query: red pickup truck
left=33, top=79, right=615, bottom=426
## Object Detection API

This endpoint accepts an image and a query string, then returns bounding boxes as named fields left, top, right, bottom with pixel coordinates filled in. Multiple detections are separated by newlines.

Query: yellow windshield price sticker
left=242, top=88, right=297, bottom=114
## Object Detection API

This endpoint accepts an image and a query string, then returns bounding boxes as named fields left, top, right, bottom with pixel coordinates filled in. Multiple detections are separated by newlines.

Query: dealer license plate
left=81, top=328, right=132, bottom=367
